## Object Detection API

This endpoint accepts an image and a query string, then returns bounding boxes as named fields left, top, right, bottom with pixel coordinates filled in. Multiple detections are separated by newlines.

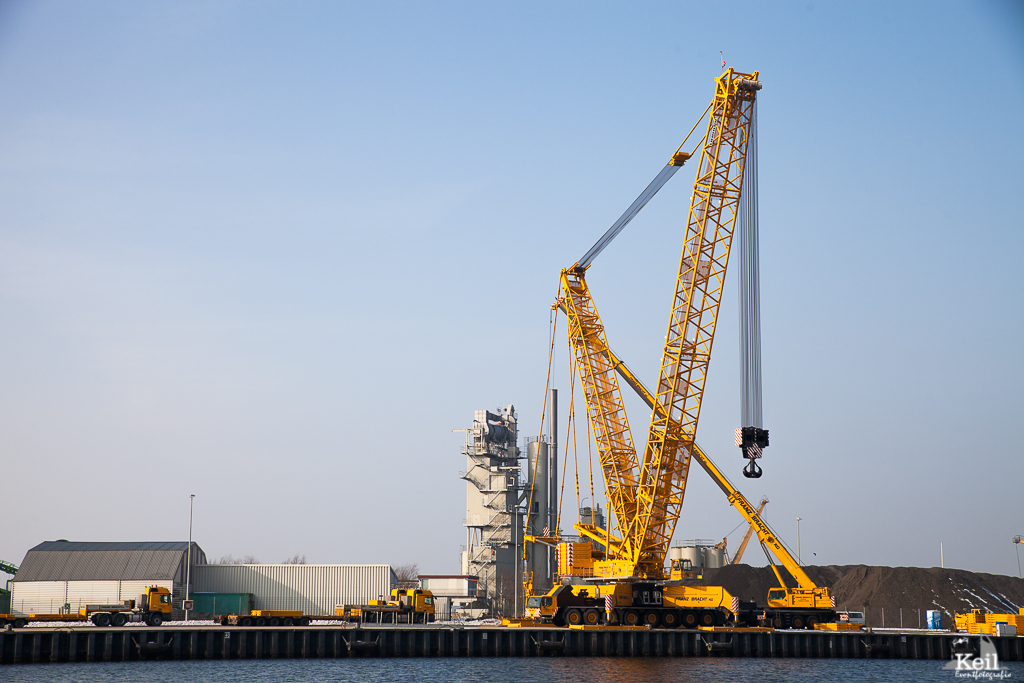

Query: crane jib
left=574, top=163, right=681, bottom=270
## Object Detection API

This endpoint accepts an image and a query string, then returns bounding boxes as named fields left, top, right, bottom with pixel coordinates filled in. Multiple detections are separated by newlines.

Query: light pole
left=1014, top=536, right=1022, bottom=578
left=796, top=517, right=802, bottom=564
left=186, top=494, right=195, bottom=621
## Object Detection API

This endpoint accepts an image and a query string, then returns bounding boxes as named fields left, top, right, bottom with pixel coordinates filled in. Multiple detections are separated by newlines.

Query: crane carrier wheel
left=643, top=611, right=661, bottom=628
left=682, top=610, right=699, bottom=628
left=583, top=609, right=601, bottom=625
left=661, top=610, right=679, bottom=628
left=620, top=609, right=640, bottom=626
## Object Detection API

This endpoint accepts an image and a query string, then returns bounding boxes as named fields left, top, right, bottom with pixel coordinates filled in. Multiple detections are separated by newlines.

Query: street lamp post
left=796, top=517, right=802, bottom=564
left=1014, top=536, right=1022, bottom=578
left=186, top=494, right=195, bottom=621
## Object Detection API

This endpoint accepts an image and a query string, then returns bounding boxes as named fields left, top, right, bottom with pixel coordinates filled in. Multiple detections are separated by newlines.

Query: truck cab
left=145, top=586, right=173, bottom=615
left=391, top=588, right=435, bottom=621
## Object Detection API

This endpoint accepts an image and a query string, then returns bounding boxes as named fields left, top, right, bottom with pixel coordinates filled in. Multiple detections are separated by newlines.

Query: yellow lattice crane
left=522, top=69, right=838, bottom=630
left=563, top=68, right=760, bottom=579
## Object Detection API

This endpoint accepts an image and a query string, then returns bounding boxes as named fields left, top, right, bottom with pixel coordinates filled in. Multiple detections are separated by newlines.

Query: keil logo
left=942, top=636, right=1011, bottom=679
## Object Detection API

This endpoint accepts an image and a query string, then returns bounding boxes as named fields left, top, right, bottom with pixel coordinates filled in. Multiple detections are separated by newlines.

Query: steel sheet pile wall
left=191, top=565, right=394, bottom=615
left=4, top=626, right=1023, bottom=663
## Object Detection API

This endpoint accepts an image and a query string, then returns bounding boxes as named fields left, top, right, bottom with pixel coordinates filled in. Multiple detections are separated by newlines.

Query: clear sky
left=1, top=1, right=1021, bottom=578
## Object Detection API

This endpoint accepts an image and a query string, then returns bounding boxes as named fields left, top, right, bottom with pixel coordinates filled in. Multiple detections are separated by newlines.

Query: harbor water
left=5, top=657, right=1024, bottom=683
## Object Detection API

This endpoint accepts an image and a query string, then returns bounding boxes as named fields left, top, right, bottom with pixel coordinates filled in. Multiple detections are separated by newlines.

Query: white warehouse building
left=10, top=540, right=397, bottom=618
left=10, top=540, right=206, bottom=617
left=191, top=564, right=395, bottom=615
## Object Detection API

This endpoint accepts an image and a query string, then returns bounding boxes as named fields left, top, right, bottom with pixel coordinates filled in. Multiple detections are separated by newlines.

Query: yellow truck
left=336, top=588, right=435, bottom=624
left=0, top=585, right=173, bottom=627
left=954, top=608, right=1024, bottom=636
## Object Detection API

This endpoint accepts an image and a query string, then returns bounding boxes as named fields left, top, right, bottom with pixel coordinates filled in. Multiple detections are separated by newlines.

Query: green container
left=189, top=592, right=253, bottom=616
left=0, top=589, right=10, bottom=614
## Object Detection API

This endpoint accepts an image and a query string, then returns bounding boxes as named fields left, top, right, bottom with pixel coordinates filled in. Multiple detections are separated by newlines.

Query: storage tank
left=702, top=547, right=724, bottom=569
left=526, top=439, right=550, bottom=587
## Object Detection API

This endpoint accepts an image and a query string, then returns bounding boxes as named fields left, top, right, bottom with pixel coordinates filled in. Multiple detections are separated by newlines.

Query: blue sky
left=1, top=1, right=1021, bottom=577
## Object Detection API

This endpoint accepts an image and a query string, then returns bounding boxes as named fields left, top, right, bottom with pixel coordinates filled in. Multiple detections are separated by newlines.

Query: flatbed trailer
left=1, top=586, right=174, bottom=628
left=1, top=613, right=88, bottom=628
left=336, top=604, right=424, bottom=623
left=219, top=611, right=319, bottom=626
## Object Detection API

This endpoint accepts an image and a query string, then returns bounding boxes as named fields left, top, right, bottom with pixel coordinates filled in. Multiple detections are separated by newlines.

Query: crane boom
left=561, top=270, right=640, bottom=547
left=628, top=69, right=760, bottom=576
left=731, top=497, right=768, bottom=565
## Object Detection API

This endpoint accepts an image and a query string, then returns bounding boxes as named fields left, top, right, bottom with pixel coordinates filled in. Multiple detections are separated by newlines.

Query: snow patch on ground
left=982, top=588, right=1018, bottom=612
left=22, top=619, right=218, bottom=628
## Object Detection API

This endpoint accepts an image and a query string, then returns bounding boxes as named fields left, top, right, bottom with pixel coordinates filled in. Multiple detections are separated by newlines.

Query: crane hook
left=743, top=458, right=762, bottom=479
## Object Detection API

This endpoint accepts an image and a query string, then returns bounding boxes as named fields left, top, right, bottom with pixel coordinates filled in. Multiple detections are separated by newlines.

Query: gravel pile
left=696, top=564, right=1024, bottom=627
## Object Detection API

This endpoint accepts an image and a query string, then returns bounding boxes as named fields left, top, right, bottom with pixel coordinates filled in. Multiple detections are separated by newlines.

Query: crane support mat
left=698, top=626, right=774, bottom=632
left=814, top=622, right=863, bottom=631
left=568, top=625, right=650, bottom=631
left=501, top=619, right=560, bottom=628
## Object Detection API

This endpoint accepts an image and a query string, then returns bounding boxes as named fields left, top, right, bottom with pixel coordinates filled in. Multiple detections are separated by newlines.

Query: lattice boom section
left=561, top=269, right=638, bottom=551
left=630, top=69, right=759, bottom=572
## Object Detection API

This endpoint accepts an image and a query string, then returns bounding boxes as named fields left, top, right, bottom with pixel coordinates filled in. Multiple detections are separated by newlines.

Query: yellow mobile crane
left=524, top=69, right=836, bottom=630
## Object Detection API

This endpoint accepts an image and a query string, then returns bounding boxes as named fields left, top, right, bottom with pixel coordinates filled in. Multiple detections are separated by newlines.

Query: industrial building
left=457, top=403, right=558, bottom=616
left=417, top=574, right=482, bottom=620
left=458, top=406, right=522, bottom=615
left=191, top=563, right=394, bottom=615
left=9, top=540, right=396, bottom=618
left=9, top=541, right=205, bottom=617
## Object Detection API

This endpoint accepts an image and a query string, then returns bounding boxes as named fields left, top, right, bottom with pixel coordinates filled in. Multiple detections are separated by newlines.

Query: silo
left=702, top=547, right=724, bottom=569
left=525, top=439, right=549, bottom=589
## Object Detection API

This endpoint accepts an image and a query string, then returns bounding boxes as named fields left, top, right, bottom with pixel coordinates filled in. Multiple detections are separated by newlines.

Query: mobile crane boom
left=731, top=497, right=768, bottom=565
left=598, top=342, right=834, bottom=611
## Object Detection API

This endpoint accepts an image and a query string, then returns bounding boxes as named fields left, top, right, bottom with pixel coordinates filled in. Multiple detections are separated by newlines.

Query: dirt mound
left=696, top=564, right=1024, bottom=627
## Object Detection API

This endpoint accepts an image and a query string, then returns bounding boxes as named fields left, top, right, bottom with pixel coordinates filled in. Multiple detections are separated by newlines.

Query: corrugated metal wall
left=9, top=581, right=64, bottom=615
left=433, top=596, right=452, bottom=620
left=10, top=580, right=174, bottom=616
left=191, top=565, right=394, bottom=615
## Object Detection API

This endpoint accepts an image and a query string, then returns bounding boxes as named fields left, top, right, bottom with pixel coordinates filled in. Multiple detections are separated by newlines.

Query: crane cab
left=766, top=586, right=834, bottom=610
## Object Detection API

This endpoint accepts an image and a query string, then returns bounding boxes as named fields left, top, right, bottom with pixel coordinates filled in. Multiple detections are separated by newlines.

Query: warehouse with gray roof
left=10, top=541, right=205, bottom=617
left=9, top=540, right=396, bottom=618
